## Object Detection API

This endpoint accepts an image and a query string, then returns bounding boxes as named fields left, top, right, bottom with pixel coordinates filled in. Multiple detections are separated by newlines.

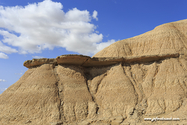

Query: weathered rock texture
left=94, top=19, right=187, bottom=58
left=1, top=19, right=187, bottom=125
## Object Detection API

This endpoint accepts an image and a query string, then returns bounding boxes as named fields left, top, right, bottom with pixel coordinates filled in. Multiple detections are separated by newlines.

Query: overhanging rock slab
left=56, top=54, right=90, bottom=65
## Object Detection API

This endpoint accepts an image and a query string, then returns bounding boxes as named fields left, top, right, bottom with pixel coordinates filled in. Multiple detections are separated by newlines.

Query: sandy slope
left=1, top=19, right=187, bottom=125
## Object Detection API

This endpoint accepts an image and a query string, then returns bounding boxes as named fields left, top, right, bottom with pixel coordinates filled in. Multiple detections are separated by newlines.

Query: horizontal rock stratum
left=24, top=53, right=179, bottom=68
left=1, top=19, right=187, bottom=125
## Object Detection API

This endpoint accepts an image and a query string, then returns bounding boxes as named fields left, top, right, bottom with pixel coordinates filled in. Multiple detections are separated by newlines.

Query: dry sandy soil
left=1, top=19, right=187, bottom=125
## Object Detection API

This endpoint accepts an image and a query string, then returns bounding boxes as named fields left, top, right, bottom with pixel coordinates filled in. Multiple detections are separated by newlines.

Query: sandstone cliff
left=1, top=19, right=187, bottom=125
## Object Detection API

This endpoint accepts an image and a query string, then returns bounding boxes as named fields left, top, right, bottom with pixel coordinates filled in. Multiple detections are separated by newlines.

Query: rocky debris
left=25, top=120, right=32, bottom=124
left=1, top=19, right=187, bottom=125
left=50, top=121, right=63, bottom=125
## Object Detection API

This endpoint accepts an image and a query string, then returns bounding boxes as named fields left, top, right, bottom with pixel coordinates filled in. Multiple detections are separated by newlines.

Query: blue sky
left=0, top=0, right=187, bottom=93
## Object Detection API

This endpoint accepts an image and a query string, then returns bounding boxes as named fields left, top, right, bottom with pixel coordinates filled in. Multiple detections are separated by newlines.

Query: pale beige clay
left=1, top=19, right=187, bottom=125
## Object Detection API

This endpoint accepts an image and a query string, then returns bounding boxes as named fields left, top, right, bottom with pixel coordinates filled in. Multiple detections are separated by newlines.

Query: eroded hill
left=1, top=19, right=187, bottom=125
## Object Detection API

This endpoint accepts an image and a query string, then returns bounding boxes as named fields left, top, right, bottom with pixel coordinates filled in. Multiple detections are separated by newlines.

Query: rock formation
left=1, top=19, right=187, bottom=125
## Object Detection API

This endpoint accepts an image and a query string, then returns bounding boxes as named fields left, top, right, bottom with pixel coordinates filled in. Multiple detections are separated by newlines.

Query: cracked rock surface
left=1, top=19, right=187, bottom=125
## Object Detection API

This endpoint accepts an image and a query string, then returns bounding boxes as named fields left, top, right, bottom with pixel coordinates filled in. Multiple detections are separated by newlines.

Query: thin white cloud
left=15, top=73, right=23, bottom=75
left=92, top=10, right=98, bottom=21
left=0, top=52, right=8, bottom=59
left=0, top=88, right=7, bottom=92
left=0, top=41, right=18, bottom=54
left=95, top=31, right=99, bottom=33
left=0, top=79, right=6, bottom=82
left=94, top=39, right=115, bottom=54
left=15, top=70, right=25, bottom=75
left=32, top=56, right=44, bottom=59
left=0, top=0, right=114, bottom=57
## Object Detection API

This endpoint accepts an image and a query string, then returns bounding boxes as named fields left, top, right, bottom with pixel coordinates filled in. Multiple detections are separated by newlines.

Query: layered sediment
left=24, top=52, right=179, bottom=68
left=1, top=19, right=187, bottom=125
